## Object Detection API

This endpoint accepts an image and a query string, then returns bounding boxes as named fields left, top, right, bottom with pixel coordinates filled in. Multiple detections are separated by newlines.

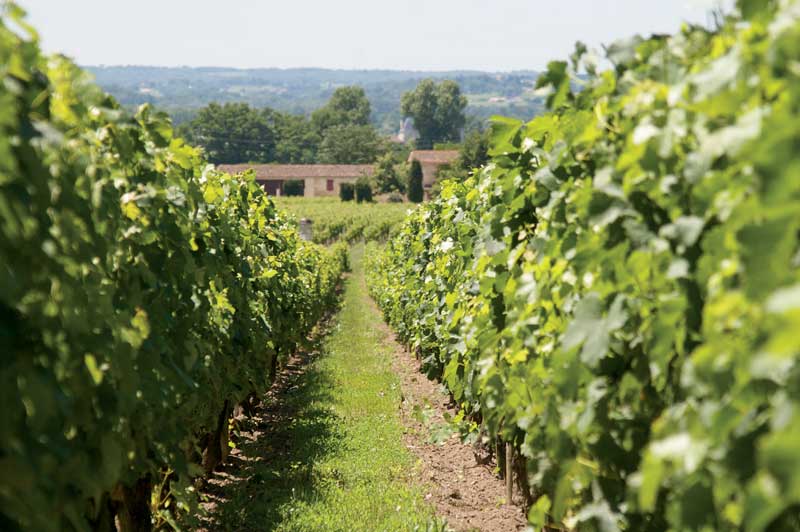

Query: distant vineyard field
left=274, top=197, right=411, bottom=244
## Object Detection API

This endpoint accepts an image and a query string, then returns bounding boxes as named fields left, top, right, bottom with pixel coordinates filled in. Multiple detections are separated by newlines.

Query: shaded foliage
left=355, top=176, right=374, bottom=203
left=407, top=160, right=424, bottom=203
left=265, top=109, right=320, bottom=164
left=181, top=102, right=275, bottom=164
left=283, top=179, right=305, bottom=197
left=374, top=152, right=407, bottom=194
left=339, top=182, right=355, bottom=201
left=317, top=124, right=383, bottom=164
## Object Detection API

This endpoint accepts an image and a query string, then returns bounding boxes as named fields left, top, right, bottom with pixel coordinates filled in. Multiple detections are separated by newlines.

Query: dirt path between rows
left=195, top=259, right=527, bottom=531
left=366, top=295, right=527, bottom=531
left=194, top=310, right=339, bottom=531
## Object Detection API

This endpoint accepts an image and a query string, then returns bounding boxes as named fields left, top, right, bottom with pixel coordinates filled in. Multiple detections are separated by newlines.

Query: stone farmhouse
left=407, top=150, right=460, bottom=195
left=218, top=164, right=374, bottom=198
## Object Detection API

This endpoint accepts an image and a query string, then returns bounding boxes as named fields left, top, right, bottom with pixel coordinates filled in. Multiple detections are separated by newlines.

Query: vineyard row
left=368, top=2, right=800, bottom=530
left=0, top=9, right=347, bottom=530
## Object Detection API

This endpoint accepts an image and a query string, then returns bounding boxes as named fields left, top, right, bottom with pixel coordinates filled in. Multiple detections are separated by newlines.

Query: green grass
left=209, top=244, right=439, bottom=531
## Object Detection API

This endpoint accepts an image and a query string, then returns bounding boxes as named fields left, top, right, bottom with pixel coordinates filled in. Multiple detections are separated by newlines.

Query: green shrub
left=355, top=176, right=373, bottom=203
left=283, top=179, right=305, bottom=196
left=339, top=182, right=355, bottom=201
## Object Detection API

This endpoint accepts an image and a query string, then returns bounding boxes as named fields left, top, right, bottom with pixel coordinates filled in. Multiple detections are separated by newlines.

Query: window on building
left=326, top=179, right=334, bottom=191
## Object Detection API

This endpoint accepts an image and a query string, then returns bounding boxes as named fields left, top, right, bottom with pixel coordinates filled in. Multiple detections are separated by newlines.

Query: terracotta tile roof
left=218, top=164, right=374, bottom=180
left=407, top=150, right=460, bottom=164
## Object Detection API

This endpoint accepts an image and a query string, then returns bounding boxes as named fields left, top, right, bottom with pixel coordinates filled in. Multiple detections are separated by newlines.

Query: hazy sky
left=19, top=0, right=730, bottom=71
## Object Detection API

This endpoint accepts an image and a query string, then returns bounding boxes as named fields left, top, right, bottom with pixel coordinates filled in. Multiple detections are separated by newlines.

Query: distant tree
left=98, top=67, right=546, bottom=134
left=408, top=160, right=424, bottom=203
left=463, top=114, right=488, bottom=136
left=181, top=102, right=275, bottom=164
left=339, top=182, right=355, bottom=201
left=434, top=80, right=468, bottom=142
left=312, top=86, right=372, bottom=134
left=401, top=79, right=467, bottom=149
left=401, top=80, right=438, bottom=149
left=317, top=124, right=382, bottom=164
left=385, top=141, right=413, bottom=163
left=170, top=108, right=198, bottom=127
left=373, top=153, right=406, bottom=193
left=264, top=110, right=320, bottom=163
left=283, top=179, right=305, bottom=196
left=458, top=129, right=490, bottom=170
left=355, top=176, right=373, bottom=203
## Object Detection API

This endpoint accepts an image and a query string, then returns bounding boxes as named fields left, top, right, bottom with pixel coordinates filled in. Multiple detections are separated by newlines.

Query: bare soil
left=194, top=311, right=340, bottom=531
left=370, top=302, right=528, bottom=532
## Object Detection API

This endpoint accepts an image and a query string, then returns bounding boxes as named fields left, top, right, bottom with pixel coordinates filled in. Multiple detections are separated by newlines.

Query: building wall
left=421, top=163, right=440, bottom=187
left=303, top=176, right=360, bottom=198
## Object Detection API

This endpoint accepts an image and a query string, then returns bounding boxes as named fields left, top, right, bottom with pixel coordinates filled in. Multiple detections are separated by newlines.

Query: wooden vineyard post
left=505, top=442, right=513, bottom=505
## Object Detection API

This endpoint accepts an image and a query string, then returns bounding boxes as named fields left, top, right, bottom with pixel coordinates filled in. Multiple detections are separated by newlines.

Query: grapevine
left=368, top=1, right=800, bottom=530
left=0, top=7, right=346, bottom=530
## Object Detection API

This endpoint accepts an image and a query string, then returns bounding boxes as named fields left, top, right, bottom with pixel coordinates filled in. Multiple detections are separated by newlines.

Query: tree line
left=89, top=66, right=545, bottom=135
left=180, top=80, right=488, bottom=200
left=178, top=86, right=378, bottom=165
